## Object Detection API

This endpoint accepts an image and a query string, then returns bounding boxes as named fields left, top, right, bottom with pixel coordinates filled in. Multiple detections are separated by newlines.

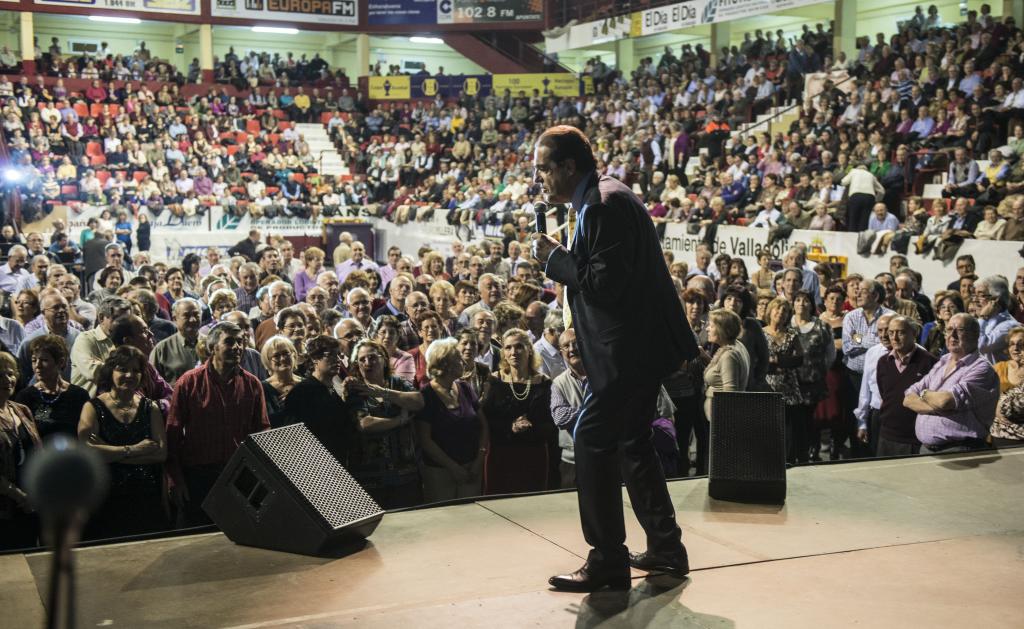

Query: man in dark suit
left=532, top=126, right=698, bottom=592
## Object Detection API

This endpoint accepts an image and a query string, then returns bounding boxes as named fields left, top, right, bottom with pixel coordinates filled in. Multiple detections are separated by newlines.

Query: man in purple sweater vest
left=876, top=316, right=937, bottom=456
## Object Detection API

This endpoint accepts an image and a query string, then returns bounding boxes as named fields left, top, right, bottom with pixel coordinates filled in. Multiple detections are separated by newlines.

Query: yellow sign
left=492, top=74, right=580, bottom=97
left=463, top=77, right=481, bottom=96
left=630, top=13, right=644, bottom=37
left=368, top=76, right=410, bottom=100
left=422, top=78, right=438, bottom=96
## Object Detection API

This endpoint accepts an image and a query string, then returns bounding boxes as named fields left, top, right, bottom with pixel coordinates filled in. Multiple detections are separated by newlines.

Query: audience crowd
left=1, top=6, right=1024, bottom=551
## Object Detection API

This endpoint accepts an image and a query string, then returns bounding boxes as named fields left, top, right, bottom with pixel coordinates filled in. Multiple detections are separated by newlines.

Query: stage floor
left=4, top=449, right=1023, bottom=628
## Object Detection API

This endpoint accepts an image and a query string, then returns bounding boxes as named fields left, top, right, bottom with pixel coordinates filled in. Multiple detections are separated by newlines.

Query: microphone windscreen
left=24, top=435, right=109, bottom=518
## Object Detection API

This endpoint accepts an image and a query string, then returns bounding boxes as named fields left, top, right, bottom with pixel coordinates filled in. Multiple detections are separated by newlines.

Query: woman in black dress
left=481, top=328, right=555, bottom=494
left=78, top=346, right=168, bottom=540
left=15, top=335, right=89, bottom=438
left=260, top=335, right=303, bottom=428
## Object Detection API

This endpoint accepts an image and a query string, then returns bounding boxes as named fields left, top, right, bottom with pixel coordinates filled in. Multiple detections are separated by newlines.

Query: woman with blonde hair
left=260, top=335, right=303, bottom=428
left=416, top=338, right=489, bottom=502
left=293, top=246, right=325, bottom=302
left=428, top=280, right=457, bottom=334
left=341, top=338, right=424, bottom=508
left=481, top=328, right=555, bottom=494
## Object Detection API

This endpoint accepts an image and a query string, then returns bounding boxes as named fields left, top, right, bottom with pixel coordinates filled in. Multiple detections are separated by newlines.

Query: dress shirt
left=842, top=306, right=895, bottom=373
left=550, top=369, right=585, bottom=464
left=868, top=212, right=901, bottom=232
left=978, top=310, right=1018, bottom=364
left=234, top=287, right=258, bottom=314
left=70, top=325, right=114, bottom=396
left=151, top=332, right=200, bottom=386
left=906, top=352, right=999, bottom=446
left=854, top=342, right=888, bottom=428
left=0, top=263, right=30, bottom=293
left=534, top=335, right=566, bottom=379
left=0, top=317, right=26, bottom=354
left=336, top=257, right=379, bottom=284
left=165, top=362, right=269, bottom=487
left=378, top=264, right=398, bottom=289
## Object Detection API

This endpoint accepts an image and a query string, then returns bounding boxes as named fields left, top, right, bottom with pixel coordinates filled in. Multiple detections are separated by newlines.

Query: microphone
left=25, top=435, right=109, bottom=629
left=533, top=201, right=548, bottom=234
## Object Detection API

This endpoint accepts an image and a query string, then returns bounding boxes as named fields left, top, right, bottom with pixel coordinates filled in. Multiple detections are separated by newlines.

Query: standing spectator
left=702, top=307, right=750, bottom=441
left=921, top=292, right=964, bottom=357
left=792, top=290, right=836, bottom=456
left=293, top=247, right=325, bottom=302
left=114, top=210, right=133, bottom=255
left=166, top=322, right=269, bottom=525
left=260, top=335, right=303, bottom=429
left=840, top=163, right=884, bottom=232
left=70, top=296, right=132, bottom=396
left=18, top=289, right=79, bottom=381
left=0, top=351, right=40, bottom=550
left=875, top=317, right=937, bottom=456
left=853, top=312, right=895, bottom=455
left=341, top=338, right=424, bottom=508
left=481, top=328, right=555, bottom=494
left=550, top=329, right=585, bottom=488
left=335, top=241, right=379, bottom=284
left=763, top=297, right=810, bottom=463
left=136, top=214, right=151, bottom=253
left=150, top=298, right=201, bottom=386
left=841, top=279, right=893, bottom=457
left=974, top=276, right=1017, bottom=364
left=904, top=314, right=1000, bottom=453
left=15, top=335, right=89, bottom=439
left=78, top=346, right=168, bottom=539
left=416, top=338, right=488, bottom=501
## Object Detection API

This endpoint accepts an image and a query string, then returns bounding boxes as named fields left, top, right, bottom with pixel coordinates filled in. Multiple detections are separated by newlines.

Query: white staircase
left=295, top=123, right=349, bottom=178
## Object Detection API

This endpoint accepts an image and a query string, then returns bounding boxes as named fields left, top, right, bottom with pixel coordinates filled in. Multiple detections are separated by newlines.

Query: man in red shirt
left=166, top=321, right=269, bottom=525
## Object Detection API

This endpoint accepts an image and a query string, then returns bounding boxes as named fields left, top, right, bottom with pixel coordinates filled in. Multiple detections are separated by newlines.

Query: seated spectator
left=416, top=338, right=488, bottom=502
left=972, top=206, right=1006, bottom=241
left=904, top=314, right=1000, bottom=453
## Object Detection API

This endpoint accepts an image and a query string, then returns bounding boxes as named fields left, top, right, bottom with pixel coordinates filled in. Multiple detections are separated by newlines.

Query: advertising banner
left=34, top=0, right=199, bottom=16
left=367, top=0, right=542, bottom=25
left=631, top=2, right=699, bottom=37
left=492, top=73, right=580, bottom=97
left=368, top=75, right=412, bottom=99
left=211, top=0, right=358, bottom=26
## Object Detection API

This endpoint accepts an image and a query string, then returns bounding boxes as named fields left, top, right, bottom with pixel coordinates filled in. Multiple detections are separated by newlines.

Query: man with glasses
left=904, top=313, right=1000, bottom=453
left=59, top=274, right=96, bottom=330
left=334, top=318, right=365, bottom=377
left=70, top=296, right=133, bottom=395
left=346, top=287, right=374, bottom=331
left=17, top=288, right=79, bottom=380
left=254, top=281, right=295, bottom=349
left=973, top=275, right=1017, bottom=364
left=853, top=312, right=896, bottom=456
left=550, top=329, right=584, bottom=489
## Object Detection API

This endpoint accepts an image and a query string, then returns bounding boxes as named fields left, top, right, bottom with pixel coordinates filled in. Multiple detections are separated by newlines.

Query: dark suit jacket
left=82, top=236, right=110, bottom=279
left=545, top=173, right=698, bottom=393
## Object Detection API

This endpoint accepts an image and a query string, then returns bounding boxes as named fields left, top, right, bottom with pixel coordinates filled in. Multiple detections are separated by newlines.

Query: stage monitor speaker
left=708, top=391, right=786, bottom=505
left=203, top=424, right=384, bottom=556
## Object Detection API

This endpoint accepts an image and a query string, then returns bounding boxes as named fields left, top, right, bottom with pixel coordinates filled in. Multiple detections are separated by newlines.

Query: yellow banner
left=368, top=76, right=411, bottom=100
left=493, top=74, right=580, bottom=97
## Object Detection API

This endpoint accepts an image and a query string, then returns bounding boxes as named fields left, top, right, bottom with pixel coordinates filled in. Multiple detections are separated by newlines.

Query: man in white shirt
left=854, top=312, right=895, bottom=455
left=0, top=246, right=31, bottom=293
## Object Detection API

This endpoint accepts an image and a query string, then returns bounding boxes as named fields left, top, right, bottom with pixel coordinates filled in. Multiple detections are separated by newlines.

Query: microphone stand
left=45, top=512, right=84, bottom=629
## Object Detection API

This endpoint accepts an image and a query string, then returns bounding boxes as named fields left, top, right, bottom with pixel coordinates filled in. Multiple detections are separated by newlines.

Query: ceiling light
left=252, top=26, right=299, bottom=35
left=88, top=16, right=141, bottom=24
left=410, top=36, right=443, bottom=45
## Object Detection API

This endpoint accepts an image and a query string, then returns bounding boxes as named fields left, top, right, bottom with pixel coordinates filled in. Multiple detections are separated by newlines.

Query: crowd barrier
left=64, top=205, right=1021, bottom=297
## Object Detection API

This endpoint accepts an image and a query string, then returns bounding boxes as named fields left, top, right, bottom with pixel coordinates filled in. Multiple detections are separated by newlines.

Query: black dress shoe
left=548, top=563, right=631, bottom=592
left=628, top=550, right=690, bottom=578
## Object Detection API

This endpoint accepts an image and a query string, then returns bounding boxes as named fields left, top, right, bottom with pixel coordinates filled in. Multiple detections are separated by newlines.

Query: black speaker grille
left=709, top=392, right=786, bottom=482
left=250, top=425, right=382, bottom=529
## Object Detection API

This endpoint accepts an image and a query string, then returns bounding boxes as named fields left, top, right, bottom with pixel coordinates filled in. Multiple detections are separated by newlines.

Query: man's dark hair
left=538, top=125, right=597, bottom=173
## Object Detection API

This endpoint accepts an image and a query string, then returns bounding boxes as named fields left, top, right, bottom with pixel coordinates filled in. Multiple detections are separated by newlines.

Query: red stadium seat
left=246, top=119, right=261, bottom=135
left=235, top=131, right=248, bottom=144
left=90, top=154, right=106, bottom=166
left=320, top=112, right=333, bottom=125
left=60, top=184, right=78, bottom=197
left=96, top=171, right=110, bottom=185
left=226, top=145, right=239, bottom=156
left=89, top=103, right=103, bottom=118
left=132, top=171, right=147, bottom=182
left=109, top=104, right=120, bottom=117
left=86, top=142, right=103, bottom=156
left=267, top=186, right=279, bottom=195
left=292, top=173, right=305, bottom=184
left=272, top=109, right=286, bottom=119
left=72, top=102, right=88, bottom=119
left=277, top=121, right=290, bottom=131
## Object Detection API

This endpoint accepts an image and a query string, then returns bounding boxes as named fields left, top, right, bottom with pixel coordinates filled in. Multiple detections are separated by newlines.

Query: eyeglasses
left=44, top=305, right=68, bottom=313
left=945, top=327, right=971, bottom=336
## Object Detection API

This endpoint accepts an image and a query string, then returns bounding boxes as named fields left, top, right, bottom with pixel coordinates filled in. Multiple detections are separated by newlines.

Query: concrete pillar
left=615, top=37, right=634, bottom=76
left=19, top=11, right=35, bottom=76
left=1004, top=0, right=1023, bottom=26
left=833, top=0, right=858, bottom=65
left=199, top=23, right=214, bottom=83
left=710, top=22, right=731, bottom=67
left=356, top=34, right=370, bottom=77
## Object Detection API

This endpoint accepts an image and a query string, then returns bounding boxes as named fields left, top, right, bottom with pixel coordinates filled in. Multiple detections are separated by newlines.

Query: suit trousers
left=847, top=193, right=875, bottom=232
left=573, top=379, right=684, bottom=569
